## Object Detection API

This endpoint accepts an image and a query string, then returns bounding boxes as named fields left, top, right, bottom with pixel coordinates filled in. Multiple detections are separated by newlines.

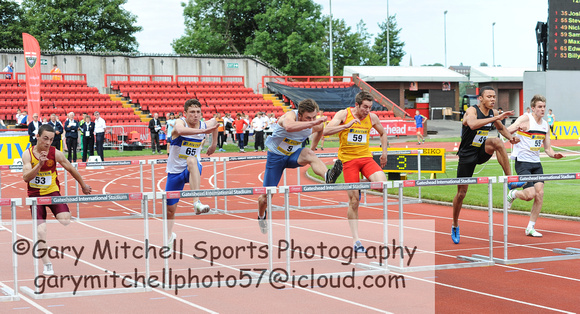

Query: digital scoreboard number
left=548, top=0, right=580, bottom=70
left=370, top=148, right=446, bottom=173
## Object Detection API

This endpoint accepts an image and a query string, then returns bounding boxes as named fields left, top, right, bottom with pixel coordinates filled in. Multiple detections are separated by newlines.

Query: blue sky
left=123, top=0, right=549, bottom=68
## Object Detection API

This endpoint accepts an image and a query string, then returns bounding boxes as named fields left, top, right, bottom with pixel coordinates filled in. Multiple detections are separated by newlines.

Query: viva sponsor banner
left=0, top=133, right=30, bottom=165
left=552, top=121, right=580, bottom=140
left=370, top=120, right=416, bottom=137
left=22, top=33, right=42, bottom=119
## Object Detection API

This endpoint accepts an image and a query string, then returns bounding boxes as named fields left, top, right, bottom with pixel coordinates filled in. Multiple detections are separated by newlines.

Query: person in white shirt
left=252, top=112, right=266, bottom=151
left=506, top=95, right=564, bottom=237
left=94, top=111, right=106, bottom=161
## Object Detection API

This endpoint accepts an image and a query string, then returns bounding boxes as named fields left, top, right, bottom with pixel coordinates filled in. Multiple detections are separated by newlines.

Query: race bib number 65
left=178, top=140, right=202, bottom=159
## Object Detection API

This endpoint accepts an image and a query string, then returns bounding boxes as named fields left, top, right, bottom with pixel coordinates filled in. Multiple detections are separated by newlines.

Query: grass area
left=309, top=154, right=580, bottom=217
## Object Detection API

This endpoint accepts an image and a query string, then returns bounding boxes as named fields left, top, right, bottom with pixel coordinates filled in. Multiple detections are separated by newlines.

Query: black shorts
left=457, top=145, right=493, bottom=178
left=514, top=159, right=544, bottom=189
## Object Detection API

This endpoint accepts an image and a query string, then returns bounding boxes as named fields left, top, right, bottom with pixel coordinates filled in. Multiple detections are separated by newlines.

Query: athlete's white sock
left=527, top=221, right=535, bottom=230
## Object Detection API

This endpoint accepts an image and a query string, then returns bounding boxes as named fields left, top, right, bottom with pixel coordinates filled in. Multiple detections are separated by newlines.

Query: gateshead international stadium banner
left=23, top=33, right=41, bottom=119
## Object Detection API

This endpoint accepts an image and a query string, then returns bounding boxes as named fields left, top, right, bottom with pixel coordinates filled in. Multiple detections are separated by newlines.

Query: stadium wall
left=1, top=51, right=283, bottom=94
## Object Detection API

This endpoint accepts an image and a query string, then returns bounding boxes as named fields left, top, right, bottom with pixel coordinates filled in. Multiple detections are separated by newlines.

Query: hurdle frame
left=0, top=198, right=22, bottom=302
left=385, top=177, right=497, bottom=272
left=20, top=192, right=153, bottom=299
left=152, top=186, right=277, bottom=291
left=473, top=174, right=580, bottom=264
left=278, top=181, right=394, bottom=281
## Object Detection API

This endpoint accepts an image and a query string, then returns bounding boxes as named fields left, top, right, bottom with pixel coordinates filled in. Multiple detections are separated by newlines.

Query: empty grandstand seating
left=0, top=79, right=144, bottom=125
left=110, top=79, right=285, bottom=120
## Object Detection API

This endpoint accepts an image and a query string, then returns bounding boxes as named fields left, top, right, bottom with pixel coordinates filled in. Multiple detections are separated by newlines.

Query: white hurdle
left=390, top=177, right=497, bottom=272
left=476, top=174, right=580, bottom=264
left=20, top=192, right=153, bottom=299
left=0, top=198, right=22, bottom=302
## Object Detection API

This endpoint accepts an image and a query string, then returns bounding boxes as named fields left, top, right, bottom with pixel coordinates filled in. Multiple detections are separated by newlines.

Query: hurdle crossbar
left=390, top=177, right=497, bottom=272
left=20, top=192, right=152, bottom=299
left=481, top=174, right=580, bottom=265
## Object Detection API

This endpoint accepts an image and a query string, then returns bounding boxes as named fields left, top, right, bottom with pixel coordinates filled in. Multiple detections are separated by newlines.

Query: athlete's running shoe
left=194, top=200, right=210, bottom=215
left=354, top=241, right=366, bottom=253
left=525, top=227, right=543, bottom=237
left=326, top=159, right=342, bottom=184
left=258, top=212, right=268, bottom=234
left=43, top=263, right=54, bottom=275
left=506, top=190, right=517, bottom=210
left=451, top=226, right=460, bottom=244
left=168, top=232, right=177, bottom=250
left=508, top=182, right=526, bottom=190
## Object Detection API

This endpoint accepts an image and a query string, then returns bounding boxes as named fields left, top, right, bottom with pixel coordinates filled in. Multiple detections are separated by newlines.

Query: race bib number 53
left=30, top=171, right=52, bottom=189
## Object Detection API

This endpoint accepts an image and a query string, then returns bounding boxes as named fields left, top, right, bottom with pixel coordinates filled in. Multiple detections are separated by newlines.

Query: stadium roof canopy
left=343, top=66, right=468, bottom=82
left=470, top=66, right=536, bottom=83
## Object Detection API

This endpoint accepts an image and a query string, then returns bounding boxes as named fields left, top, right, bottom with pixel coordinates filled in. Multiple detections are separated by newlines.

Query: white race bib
left=178, top=140, right=202, bottom=159
left=531, top=134, right=545, bottom=151
left=30, top=171, right=52, bottom=189
left=347, top=128, right=368, bottom=145
left=277, top=138, right=301, bottom=156
left=472, top=130, right=489, bottom=147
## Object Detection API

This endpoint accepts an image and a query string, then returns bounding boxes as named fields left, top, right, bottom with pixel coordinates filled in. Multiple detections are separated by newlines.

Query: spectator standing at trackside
left=28, top=113, right=41, bottom=146
left=506, top=95, right=564, bottom=237
left=0, top=119, right=7, bottom=129
left=224, top=113, right=234, bottom=145
left=547, top=109, right=557, bottom=140
left=165, top=112, right=176, bottom=153
left=414, top=109, right=427, bottom=145
left=267, top=113, right=277, bottom=138
left=244, top=114, right=251, bottom=147
left=216, top=112, right=226, bottom=152
left=50, top=64, right=61, bottom=80
left=3, top=62, right=13, bottom=79
left=80, top=114, right=95, bottom=162
left=47, top=114, right=64, bottom=150
left=252, top=112, right=266, bottom=151
left=94, top=111, right=106, bottom=161
left=233, top=113, right=248, bottom=153
left=64, top=112, right=79, bottom=162
left=149, top=113, right=162, bottom=154
left=79, top=113, right=86, bottom=152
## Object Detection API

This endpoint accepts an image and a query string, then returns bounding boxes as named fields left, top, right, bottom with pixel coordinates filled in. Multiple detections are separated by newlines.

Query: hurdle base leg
left=0, top=287, right=20, bottom=301
left=473, top=250, right=580, bottom=265
left=20, top=285, right=150, bottom=300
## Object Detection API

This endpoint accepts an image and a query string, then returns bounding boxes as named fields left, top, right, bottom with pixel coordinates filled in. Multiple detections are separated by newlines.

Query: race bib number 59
left=347, top=128, right=368, bottom=145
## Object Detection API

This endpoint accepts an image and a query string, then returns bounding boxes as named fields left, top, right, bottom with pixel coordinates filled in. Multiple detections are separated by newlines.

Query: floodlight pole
left=492, top=22, right=496, bottom=67
left=329, top=0, right=334, bottom=81
left=444, top=10, right=448, bottom=68
left=386, top=0, right=390, bottom=66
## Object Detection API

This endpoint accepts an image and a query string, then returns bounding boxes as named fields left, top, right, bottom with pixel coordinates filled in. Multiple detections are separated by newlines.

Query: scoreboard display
left=371, top=148, right=446, bottom=173
left=548, top=0, right=580, bottom=70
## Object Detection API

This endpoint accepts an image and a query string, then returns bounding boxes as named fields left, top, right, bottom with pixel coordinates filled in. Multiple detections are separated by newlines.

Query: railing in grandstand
left=14, top=72, right=87, bottom=82
left=259, top=75, right=353, bottom=90
left=104, top=74, right=174, bottom=88
left=176, top=75, right=244, bottom=85
left=354, top=75, right=411, bottom=119
left=0, top=72, right=16, bottom=80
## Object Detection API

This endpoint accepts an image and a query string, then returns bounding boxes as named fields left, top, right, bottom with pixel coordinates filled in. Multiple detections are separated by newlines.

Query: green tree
left=245, top=0, right=326, bottom=75
left=368, top=15, right=405, bottom=66
left=321, top=18, right=373, bottom=76
left=172, top=0, right=266, bottom=55
left=0, top=0, right=28, bottom=49
left=22, top=0, right=141, bottom=52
